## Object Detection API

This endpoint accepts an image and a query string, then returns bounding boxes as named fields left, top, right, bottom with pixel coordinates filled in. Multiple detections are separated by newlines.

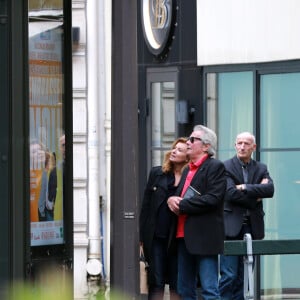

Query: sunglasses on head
left=187, top=136, right=203, bottom=143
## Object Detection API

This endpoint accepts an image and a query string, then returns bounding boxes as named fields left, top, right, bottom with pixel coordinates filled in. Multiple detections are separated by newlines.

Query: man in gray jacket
left=219, top=132, right=274, bottom=300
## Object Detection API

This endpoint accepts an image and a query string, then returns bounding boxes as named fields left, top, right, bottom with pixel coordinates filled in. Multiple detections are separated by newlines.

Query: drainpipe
left=86, top=0, right=102, bottom=291
left=103, top=0, right=112, bottom=292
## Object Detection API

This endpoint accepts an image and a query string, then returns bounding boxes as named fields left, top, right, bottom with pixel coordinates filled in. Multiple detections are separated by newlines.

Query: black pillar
left=111, top=0, right=139, bottom=297
left=10, top=0, right=29, bottom=283
left=0, top=0, right=30, bottom=294
left=0, top=0, right=12, bottom=291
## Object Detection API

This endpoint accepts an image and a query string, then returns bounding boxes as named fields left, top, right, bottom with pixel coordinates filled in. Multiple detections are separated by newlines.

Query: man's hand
left=261, top=178, right=268, bottom=184
left=257, top=178, right=269, bottom=202
left=167, top=196, right=182, bottom=215
left=236, top=184, right=245, bottom=191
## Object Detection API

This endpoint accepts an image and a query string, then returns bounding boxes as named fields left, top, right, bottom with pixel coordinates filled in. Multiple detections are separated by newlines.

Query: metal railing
left=224, top=238, right=300, bottom=299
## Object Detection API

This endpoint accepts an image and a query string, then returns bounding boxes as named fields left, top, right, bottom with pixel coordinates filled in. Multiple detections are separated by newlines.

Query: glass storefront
left=260, top=73, right=300, bottom=296
left=207, top=71, right=254, bottom=161
left=151, top=81, right=176, bottom=166
left=28, top=0, right=65, bottom=247
left=206, top=69, right=300, bottom=297
left=146, top=69, right=178, bottom=172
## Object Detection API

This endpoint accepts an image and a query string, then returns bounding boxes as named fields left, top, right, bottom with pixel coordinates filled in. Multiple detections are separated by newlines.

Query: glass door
left=146, top=68, right=179, bottom=171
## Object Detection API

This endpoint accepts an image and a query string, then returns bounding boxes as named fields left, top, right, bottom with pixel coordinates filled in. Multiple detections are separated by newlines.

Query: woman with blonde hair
left=139, top=137, right=188, bottom=300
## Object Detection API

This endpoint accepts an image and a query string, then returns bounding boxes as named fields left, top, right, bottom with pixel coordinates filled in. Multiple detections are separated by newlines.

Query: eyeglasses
left=187, top=136, right=203, bottom=143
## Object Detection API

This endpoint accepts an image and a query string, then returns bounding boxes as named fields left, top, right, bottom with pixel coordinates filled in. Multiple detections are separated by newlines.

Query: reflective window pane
left=261, top=151, right=300, bottom=240
left=29, top=2, right=65, bottom=246
left=207, top=69, right=300, bottom=297
left=261, top=73, right=300, bottom=149
left=262, top=255, right=300, bottom=297
left=151, top=81, right=176, bottom=166
left=260, top=73, right=300, bottom=296
left=207, top=71, right=253, bottom=160
left=29, top=0, right=63, bottom=10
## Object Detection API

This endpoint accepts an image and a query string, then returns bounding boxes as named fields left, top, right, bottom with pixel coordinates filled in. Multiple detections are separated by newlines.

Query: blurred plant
left=6, top=269, right=132, bottom=300
left=7, top=282, right=73, bottom=300
left=94, top=288, right=132, bottom=300
left=6, top=268, right=72, bottom=300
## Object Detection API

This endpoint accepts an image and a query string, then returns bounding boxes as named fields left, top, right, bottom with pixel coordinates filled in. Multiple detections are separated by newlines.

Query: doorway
left=146, top=67, right=179, bottom=171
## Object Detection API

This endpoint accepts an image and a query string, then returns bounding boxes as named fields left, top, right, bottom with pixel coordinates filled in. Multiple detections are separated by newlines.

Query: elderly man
left=167, top=125, right=226, bottom=300
left=219, top=132, right=274, bottom=300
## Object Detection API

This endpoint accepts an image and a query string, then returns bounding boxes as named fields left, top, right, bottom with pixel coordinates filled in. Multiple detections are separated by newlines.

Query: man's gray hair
left=236, top=132, right=256, bottom=144
left=193, top=125, right=217, bottom=157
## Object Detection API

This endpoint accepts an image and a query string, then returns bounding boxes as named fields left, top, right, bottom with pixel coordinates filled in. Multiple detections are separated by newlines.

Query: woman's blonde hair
left=162, top=137, right=188, bottom=173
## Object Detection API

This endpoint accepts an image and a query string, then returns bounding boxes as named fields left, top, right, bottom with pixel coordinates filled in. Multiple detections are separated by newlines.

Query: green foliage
left=6, top=270, right=131, bottom=300
left=6, top=270, right=72, bottom=300
left=94, top=288, right=132, bottom=300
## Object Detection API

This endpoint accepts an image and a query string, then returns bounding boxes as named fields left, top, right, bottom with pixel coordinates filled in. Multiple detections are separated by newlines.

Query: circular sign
left=141, top=0, right=175, bottom=56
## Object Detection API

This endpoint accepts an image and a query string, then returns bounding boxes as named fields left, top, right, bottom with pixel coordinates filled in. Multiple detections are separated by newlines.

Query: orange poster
left=29, top=23, right=64, bottom=246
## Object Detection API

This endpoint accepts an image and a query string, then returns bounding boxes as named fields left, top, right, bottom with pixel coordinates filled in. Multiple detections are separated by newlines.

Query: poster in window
left=29, top=23, right=65, bottom=246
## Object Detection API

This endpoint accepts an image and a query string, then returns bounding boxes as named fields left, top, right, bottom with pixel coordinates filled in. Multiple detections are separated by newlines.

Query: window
left=260, top=72, right=300, bottom=295
left=151, top=81, right=176, bottom=166
left=28, top=0, right=65, bottom=247
left=146, top=68, right=178, bottom=171
left=206, top=68, right=300, bottom=297
left=206, top=71, right=253, bottom=160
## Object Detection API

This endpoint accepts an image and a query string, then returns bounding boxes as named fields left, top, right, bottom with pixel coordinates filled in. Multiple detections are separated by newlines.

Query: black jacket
left=223, top=156, right=274, bottom=239
left=171, top=157, right=226, bottom=255
left=139, top=166, right=178, bottom=261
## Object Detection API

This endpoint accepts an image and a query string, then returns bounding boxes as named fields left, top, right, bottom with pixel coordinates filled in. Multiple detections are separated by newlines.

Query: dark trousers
left=219, top=223, right=252, bottom=300
left=148, top=237, right=179, bottom=300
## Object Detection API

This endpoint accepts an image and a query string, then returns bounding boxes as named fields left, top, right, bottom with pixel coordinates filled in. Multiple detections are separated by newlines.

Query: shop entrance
left=146, top=67, right=179, bottom=171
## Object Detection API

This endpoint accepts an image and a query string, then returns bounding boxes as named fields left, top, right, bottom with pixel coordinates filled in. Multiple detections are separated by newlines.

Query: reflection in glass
left=206, top=72, right=300, bottom=299
left=261, top=151, right=300, bottom=296
left=206, top=71, right=253, bottom=161
left=207, top=70, right=300, bottom=297
left=260, top=72, right=300, bottom=297
left=261, top=73, right=300, bottom=149
left=29, top=4, right=65, bottom=246
left=151, top=81, right=175, bottom=166
left=29, top=0, right=63, bottom=11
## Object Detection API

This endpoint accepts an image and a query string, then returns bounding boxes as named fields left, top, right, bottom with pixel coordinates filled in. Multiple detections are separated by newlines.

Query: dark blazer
left=139, top=166, right=177, bottom=261
left=223, top=156, right=274, bottom=239
left=174, top=157, right=226, bottom=255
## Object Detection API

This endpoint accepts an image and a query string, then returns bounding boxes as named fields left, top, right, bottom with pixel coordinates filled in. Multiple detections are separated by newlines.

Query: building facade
left=72, top=0, right=300, bottom=298
left=136, top=0, right=300, bottom=298
left=72, top=0, right=111, bottom=298
left=1, top=0, right=300, bottom=299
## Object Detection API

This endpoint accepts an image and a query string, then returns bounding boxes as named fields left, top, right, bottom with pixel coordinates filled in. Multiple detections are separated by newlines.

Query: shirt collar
left=237, top=156, right=251, bottom=167
left=189, top=154, right=209, bottom=170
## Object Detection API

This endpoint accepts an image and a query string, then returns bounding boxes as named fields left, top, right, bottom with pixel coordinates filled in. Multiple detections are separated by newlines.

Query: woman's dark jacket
left=139, top=166, right=178, bottom=262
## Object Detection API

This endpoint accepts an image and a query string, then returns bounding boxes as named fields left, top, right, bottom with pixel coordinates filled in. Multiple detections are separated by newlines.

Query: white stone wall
left=197, top=0, right=300, bottom=65
left=72, top=1, right=89, bottom=299
left=72, top=1, right=111, bottom=298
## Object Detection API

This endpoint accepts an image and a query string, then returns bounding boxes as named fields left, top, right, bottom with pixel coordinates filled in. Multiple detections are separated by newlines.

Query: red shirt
left=176, top=154, right=209, bottom=238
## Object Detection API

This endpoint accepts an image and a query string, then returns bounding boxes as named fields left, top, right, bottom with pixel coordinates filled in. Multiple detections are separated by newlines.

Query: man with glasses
left=167, top=125, right=226, bottom=300
left=219, top=132, right=274, bottom=300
